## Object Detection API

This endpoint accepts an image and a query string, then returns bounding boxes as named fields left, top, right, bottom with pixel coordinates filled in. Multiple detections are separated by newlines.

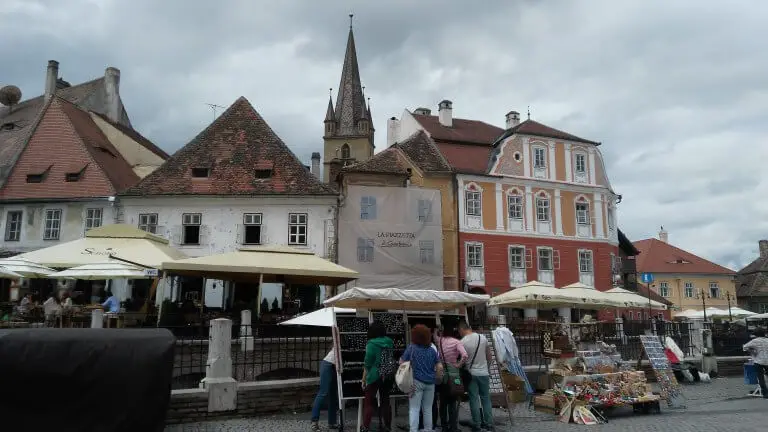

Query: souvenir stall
left=323, top=287, right=495, bottom=432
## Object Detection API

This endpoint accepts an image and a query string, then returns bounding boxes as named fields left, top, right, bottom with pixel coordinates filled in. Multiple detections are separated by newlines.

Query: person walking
left=361, top=321, right=393, bottom=432
left=310, top=349, right=339, bottom=431
left=400, top=324, right=441, bottom=432
left=435, top=325, right=467, bottom=432
left=459, top=321, right=494, bottom=432
left=744, top=328, right=768, bottom=398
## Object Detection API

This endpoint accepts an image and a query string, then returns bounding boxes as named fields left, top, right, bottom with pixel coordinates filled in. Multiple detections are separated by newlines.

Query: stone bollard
left=201, top=318, right=237, bottom=412
left=91, top=309, right=104, bottom=328
left=240, top=309, right=254, bottom=352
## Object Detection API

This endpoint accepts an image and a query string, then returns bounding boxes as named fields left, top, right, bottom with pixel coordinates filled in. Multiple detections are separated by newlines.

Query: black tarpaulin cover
left=0, top=328, right=175, bottom=432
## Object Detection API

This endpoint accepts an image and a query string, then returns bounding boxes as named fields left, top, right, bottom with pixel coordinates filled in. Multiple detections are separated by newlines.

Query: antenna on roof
left=527, top=106, right=531, bottom=120
left=204, top=103, right=226, bottom=121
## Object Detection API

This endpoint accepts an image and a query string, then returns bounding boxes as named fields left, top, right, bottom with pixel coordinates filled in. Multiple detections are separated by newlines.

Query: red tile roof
left=412, top=113, right=504, bottom=145
left=435, top=142, right=492, bottom=174
left=392, top=131, right=451, bottom=173
left=497, top=119, right=600, bottom=146
left=634, top=238, right=734, bottom=275
left=341, top=147, right=409, bottom=175
left=124, top=97, right=335, bottom=196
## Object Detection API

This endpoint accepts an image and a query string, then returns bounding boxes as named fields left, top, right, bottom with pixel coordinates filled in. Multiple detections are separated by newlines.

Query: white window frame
left=43, top=209, right=62, bottom=240
left=537, top=247, right=554, bottom=271
left=508, top=246, right=525, bottom=270
left=360, top=196, right=377, bottom=220
left=574, top=153, right=587, bottom=174
left=507, top=192, right=523, bottom=220
left=533, top=146, right=546, bottom=170
left=85, top=208, right=103, bottom=232
left=659, top=281, right=670, bottom=297
left=138, top=213, right=159, bottom=234
left=288, top=213, right=308, bottom=246
left=578, top=249, right=593, bottom=274
left=760, top=303, right=768, bottom=314
left=709, top=281, right=720, bottom=299
left=357, top=237, right=374, bottom=262
left=684, top=282, right=694, bottom=298
left=181, top=213, right=202, bottom=245
left=419, top=240, right=435, bottom=264
left=575, top=201, right=590, bottom=225
left=417, top=199, right=433, bottom=223
left=4, top=210, right=22, bottom=242
left=243, top=213, right=263, bottom=245
left=536, top=196, right=550, bottom=222
left=465, top=190, right=481, bottom=216
left=466, top=243, right=484, bottom=268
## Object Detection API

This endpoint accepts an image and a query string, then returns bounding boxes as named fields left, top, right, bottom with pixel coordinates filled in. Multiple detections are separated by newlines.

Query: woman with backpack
left=400, top=324, right=441, bottom=432
left=435, top=324, right=468, bottom=432
left=362, top=321, right=394, bottom=432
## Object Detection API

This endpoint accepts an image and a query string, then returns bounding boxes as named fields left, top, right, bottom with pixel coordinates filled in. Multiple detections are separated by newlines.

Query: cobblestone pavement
left=166, top=378, right=767, bottom=432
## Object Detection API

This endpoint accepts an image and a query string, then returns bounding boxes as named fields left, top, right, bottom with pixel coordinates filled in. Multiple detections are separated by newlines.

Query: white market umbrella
left=0, top=266, right=22, bottom=279
left=674, top=309, right=701, bottom=319
left=676, top=307, right=728, bottom=319
left=488, top=280, right=584, bottom=308
left=278, top=307, right=356, bottom=327
left=561, top=282, right=624, bottom=308
left=726, top=307, right=756, bottom=317
left=0, top=257, right=56, bottom=277
left=606, top=287, right=668, bottom=310
left=49, top=260, right=152, bottom=280
left=324, top=287, right=489, bottom=311
left=747, top=312, right=768, bottom=320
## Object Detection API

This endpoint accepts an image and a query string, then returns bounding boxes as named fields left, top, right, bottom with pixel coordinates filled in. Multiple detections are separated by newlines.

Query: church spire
left=333, top=13, right=371, bottom=140
left=324, top=88, right=335, bottom=121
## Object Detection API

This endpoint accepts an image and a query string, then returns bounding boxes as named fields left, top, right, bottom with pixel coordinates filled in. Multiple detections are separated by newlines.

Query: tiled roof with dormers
left=341, top=147, right=409, bottom=175
left=392, top=131, right=452, bottom=173
left=123, top=97, right=336, bottom=196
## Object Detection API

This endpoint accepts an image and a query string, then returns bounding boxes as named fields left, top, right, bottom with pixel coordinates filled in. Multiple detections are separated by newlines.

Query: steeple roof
left=324, top=94, right=335, bottom=122
left=333, top=24, right=369, bottom=138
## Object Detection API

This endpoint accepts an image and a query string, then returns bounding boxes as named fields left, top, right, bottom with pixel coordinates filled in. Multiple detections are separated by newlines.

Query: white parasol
left=0, top=257, right=56, bottom=278
left=278, top=307, right=356, bottom=327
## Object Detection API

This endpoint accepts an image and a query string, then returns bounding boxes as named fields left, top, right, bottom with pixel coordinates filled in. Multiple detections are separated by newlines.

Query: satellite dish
left=0, top=85, right=22, bottom=107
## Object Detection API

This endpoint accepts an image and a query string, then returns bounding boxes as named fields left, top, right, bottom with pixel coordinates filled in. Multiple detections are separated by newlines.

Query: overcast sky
left=2, top=0, right=766, bottom=270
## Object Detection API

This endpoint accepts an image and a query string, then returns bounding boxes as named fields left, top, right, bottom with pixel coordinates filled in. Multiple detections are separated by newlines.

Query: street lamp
left=726, top=292, right=733, bottom=321
left=696, top=289, right=711, bottom=321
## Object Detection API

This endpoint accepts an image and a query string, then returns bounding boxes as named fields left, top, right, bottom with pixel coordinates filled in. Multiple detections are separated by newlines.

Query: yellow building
left=635, top=228, right=737, bottom=314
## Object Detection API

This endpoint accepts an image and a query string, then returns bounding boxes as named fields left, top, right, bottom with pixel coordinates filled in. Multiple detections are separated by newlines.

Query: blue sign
left=641, top=273, right=654, bottom=284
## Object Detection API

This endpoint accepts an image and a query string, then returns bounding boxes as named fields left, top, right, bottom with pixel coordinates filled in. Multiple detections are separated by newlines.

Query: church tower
left=323, top=15, right=374, bottom=183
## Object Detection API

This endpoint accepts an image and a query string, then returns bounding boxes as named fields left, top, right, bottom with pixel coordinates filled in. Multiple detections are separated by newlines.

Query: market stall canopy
left=747, top=312, right=768, bottom=320
left=674, top=307, right=728, bottom=319
left=726, top=307, right=757, bottom=317
left=0, top=266, right=22, bottom=279
left=0, top=257, right=56, bottom=277
left=606, top=287, right=668, bottom=310
left=561, top=282, right=625, bottom=308
left=49, top=260, right=153, bottom=280
left=16, top=224, right=186, bottom=269
left=279, top=307, right=356, bottom=327
left=161, top=246, right=359, bottom=286
left=323, top=287, right=489, bottom=311
left=488, top=280, right=588, bottom=308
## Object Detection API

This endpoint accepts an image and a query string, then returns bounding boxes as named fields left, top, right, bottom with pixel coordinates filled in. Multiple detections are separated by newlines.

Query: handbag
left=395, top=361, right=414, bottom=393
left=439, top=339, right=465, bottom=396
left=460, top=334, right=481, bottom=386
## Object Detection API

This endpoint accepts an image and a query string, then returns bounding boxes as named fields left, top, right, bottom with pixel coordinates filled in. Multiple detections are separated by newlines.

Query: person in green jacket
left=361, top=321, right=393, bottom=432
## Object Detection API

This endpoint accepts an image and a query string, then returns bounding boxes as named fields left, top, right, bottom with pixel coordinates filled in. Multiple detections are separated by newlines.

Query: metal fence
left=710, top=323, right=752, bottom=357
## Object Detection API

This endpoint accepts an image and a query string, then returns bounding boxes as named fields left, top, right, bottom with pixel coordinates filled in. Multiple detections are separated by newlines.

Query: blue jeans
left=311, top=360, right=338, bottom=425
left=409, top=380, right=435, bottom=432
left=467, top=375, right=493, bottom=431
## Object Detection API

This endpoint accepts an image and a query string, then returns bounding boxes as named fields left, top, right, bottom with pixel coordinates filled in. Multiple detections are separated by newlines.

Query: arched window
left=341, top=144, right=351, bottom=159
left=535, top=192, right=550, bottom=222
left=506, top=189, right=523, bottom=220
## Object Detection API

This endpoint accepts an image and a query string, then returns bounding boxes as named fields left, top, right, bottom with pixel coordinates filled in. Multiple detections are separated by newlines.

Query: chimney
left=311, top=152, right=321, bottom=180
left=45, top=60, right=59, bottom=97
left=759, top=240, right=768, bottom=258
left=505, top=110, right=520, bottom=129
left=387, top=117, right=401, bottom=147
left=438, top=100, right=453, bottom=127
left=658, top=226, right=668, bottom=243
left=104, top=67, right=121, bottom=123
left=413, top=107, right=431, bottom=116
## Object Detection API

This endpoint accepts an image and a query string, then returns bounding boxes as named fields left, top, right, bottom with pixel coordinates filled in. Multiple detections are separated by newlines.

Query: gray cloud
left=2, top=0, right=766, bottom=269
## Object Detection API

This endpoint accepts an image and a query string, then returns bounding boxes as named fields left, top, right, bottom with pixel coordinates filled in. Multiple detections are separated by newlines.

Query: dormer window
left=254, top=169, right=272, bottom=179
left=1, top=122, right=15, bottom=131
left=65, top=164, right=87, bottom=182
left=65, top=172, right=81, bottom=182
left=191, top=167, right=210, bottom=178
left=26, top=174, right=44, bottom=183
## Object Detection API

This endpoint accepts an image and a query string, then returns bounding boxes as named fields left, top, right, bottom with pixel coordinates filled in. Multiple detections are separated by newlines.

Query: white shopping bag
left=395, top=361, right=413, bottom=393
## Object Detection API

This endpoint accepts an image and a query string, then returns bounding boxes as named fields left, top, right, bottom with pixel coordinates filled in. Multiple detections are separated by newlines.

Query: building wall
left=0, top=200, right=116, bottom=254
left=646, top=274, right=738, bottom=312
left=119, top=196, right=336, bottom=258
left=322, top=136, right=372, bottom=183
left=338, top=185, right=443, bottom=290
left=459, top=232, right=618, bottom=295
